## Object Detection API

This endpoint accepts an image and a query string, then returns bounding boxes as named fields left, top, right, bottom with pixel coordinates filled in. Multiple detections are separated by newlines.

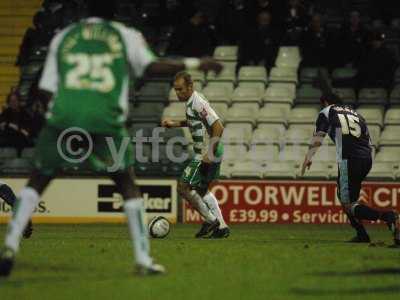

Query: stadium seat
left=246, top=144, right=280, bottom=162
left=162, top=102, right=186, bottom=120
left=256, top=105, right=287, bottom=127
left=357, top=106, right=384, bottom=128
left=20, top=147, right=34, bottom=158
left=263, top=85, right=295, bottom=105
left=211, top=103, right=229, bottom=121
left=375, top=146, right=400, bottom=162
left=269, top=67, right=298, bottom=84
left=220, top=160, right=234, bottom=178
left=299, top=67, right=319, bottom=84
left=368, top=125, right=381, bottom=147
left=313, top=145, right=337, bottom=164
left=331, top=67, right=356, bottom=87
left=1, top=158, right=32, bottom=174
left=269, top=82, right=296, bottom=95
left=136, top=82, right=169, bottom=102
left=129, top=123, right=159, bottom=138
left=237, top=82, right=265, bottom=94
left=187, top=69, right=206, bottom=85
left=130, top=102, right=164, bottom=122
left=332, top=88, right=357, bottom=106
left=213, top=46, right=238, bottom=61
left=379, top=126, right=400, bottom=146
left=275, top=47, right=301, bottom=68
left=384, top=108, right=400, bottom=125
left=0, top=147, right=17, bottom=160
left=207, top=65, right=236, bottom=83
left=367, top=162, right=396, bottom=179
left=231, top=161, right=265, bottom=178
left=279, top=145, right=308, bottom=162
left=301, top=161, right=331, bottom=179
left=358, top=88, right=388, bottom=105
left=225, top=103, right=259, bottom=126
left=288, top=106, right=319, bottom=125
left=223, top=144, right=248, bottom=162
left=238, top=66, right=268, bottom=85
left=389, top=86, right=400, bottom=104
left=160, top=127, right=185, bottom=141
left=222, top=123, right=253, bottom=145
left=295, top=85, right=322, bottom=105
left=257, top=123, right=286, bottom=133
left=251, top=127, right=283, bottom=146
left=284, top=126, right=314, bottom=145
left=264, top=161, right=297, bottom=179
left=266, top=103, right=292, bottom=116
left=231, top=86, right=264, bottom=105
left=202, top=85, right=232, bottom=105
left=207, top=82, right=235, bottom=94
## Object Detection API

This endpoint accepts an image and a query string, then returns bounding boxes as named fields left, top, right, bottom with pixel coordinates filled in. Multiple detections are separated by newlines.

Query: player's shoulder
left=109, top=21, right=143, bottom=40
left=191, top=91, right=209, bottom=107
left=318, top=104, right=335, bottom=119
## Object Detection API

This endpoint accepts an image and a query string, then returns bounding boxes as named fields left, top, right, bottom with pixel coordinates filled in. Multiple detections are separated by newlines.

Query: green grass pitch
left=0, top=223, right=399, bottom=300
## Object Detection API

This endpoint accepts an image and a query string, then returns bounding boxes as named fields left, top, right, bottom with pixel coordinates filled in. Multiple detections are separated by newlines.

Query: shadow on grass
left=291, top=286, right=400, bottom=296
left=311, top=268, right=400, bottom=276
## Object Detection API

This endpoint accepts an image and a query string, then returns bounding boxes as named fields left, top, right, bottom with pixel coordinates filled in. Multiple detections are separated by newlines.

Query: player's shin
left=187, top=190, right=216, bottom=223
left=123, top=198, right=152, bottom=267
left=4, top=187, right=39, bottom=252
left=202, top=192, right=227, bottom=228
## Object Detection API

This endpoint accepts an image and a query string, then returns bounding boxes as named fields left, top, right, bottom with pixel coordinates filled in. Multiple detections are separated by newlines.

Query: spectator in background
left=355, top=30, right=397, bottom=89
left=27, top=101, right=45, bottom=140
left=284, top=0, right=309, bottom=30
left=237, top=10, right=281, bottom=71
left=0, top=92, right=34, bottom=155
left=300, top=14, right=330, bottom=67
left=16, top=11, right=54, bottom=67
left=245, top=0, right=284, bottom=27
left=167, top=10, right=217, bottom=57
left=334, top=11, right=368, bottom=68
left=214, top=0, right=247, bottom=45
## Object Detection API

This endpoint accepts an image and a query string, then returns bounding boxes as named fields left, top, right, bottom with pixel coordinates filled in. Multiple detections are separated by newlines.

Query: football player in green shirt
left=0, top=0, right=222, bottom=277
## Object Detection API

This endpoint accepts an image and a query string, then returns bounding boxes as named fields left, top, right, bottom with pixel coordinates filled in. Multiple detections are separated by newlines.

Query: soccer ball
left=148, top=216, right=170, bottom=238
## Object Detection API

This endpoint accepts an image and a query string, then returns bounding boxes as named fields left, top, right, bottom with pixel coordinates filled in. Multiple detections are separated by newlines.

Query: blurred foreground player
left=0, top=0, right=222, bottom=277
left=301, top=94, right=400, bottom=246
left=0, top=182, right=32, bottom=238
left=162, top=72, right=229, bottom=238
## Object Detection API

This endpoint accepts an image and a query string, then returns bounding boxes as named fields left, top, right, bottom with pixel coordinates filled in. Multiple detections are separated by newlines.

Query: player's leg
left=346, top=158, right=400, bottom=245
left=98, top=131, right=164, bottom=274
left=178, top=180, right=218, bottom=238
left=337, top=160, right=370, bottom=242
left=109, top=167, right=165, bottom=275
left=0, top=182, right=33, bottom=239
left=179, top=160, right=219, bottom=237
left=0, top=171, right=53, bottom=277
left=0, top=126, right=59, bottom=276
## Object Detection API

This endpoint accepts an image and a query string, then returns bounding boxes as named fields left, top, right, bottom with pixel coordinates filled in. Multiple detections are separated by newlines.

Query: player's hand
left=198, top=58, right=223, bottom=75
left=301, top=158, right=312, bottom=176
left=161, top=119, right=175, bottom=128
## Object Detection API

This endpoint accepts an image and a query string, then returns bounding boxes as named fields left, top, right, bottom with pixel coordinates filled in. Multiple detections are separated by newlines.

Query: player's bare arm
left=203, top=120, right=224, bottom=164
left=161, top=119, right=188, bottom=128
left=301, top=132, right=326, bottom=176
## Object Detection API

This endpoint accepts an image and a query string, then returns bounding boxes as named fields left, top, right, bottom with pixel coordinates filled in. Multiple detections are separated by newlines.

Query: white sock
left=5, top=187, right=39, bottom=252
left=188, top=190, right=216, bottom=223
left=124, top=198, right=152, bottom=267
left=203, top=192, right=227, bottom=228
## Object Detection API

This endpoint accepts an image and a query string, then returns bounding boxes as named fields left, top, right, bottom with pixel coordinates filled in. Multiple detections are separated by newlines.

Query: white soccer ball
left=148, top=216, right=170, bottom=238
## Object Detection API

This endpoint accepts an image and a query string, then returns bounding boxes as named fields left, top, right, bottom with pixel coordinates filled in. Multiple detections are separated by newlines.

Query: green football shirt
left=39, top=18, right=156, bottom=134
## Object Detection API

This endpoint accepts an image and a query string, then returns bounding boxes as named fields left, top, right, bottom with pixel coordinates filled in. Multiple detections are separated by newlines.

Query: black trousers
left=337, top=157, right=373, bottom=205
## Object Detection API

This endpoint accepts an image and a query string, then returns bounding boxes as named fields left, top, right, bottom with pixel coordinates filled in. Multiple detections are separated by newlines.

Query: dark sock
left=353, top=204, right=380, bottom=221
left=380, top=211, right=396, bottom=223
left=346, top=213, right=369, bottom=237
left=0, top=184, right=17, bottom=207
